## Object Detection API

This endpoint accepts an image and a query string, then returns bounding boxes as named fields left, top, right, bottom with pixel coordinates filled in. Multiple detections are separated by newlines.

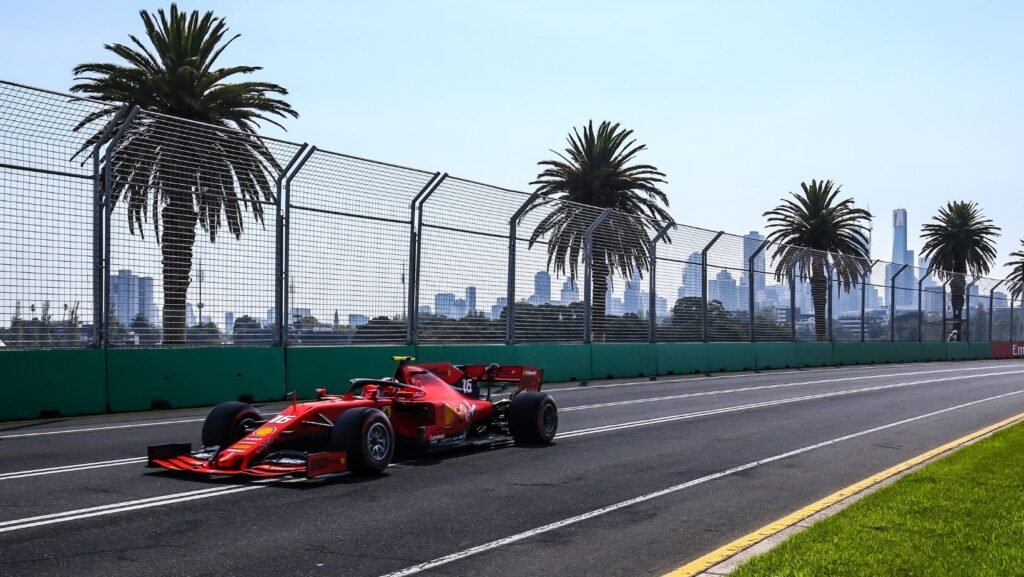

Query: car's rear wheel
left=331, top=408, right=395, bottom=474
left=202, top=402, right=262, bottom=448
left=509, top=392, right=557, bottom=444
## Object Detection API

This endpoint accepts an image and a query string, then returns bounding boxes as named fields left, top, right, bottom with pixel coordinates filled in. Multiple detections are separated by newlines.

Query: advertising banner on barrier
left=992, top=342, right=1024, bottom=359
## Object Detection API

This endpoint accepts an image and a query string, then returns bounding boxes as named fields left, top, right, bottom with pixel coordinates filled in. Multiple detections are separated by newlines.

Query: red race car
left=147, top=357, right=557, bottom=478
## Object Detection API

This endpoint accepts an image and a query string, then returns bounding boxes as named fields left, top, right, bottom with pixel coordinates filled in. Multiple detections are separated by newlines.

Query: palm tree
left=1007, top=241, right=1024, bottom=300
left=70, top=4, right=298, bottom=344
left=526, top=121, right=672, bottom=341
left=920, top=201, right=1000, bottom=341
left=763, top=180, right=872, bottom=341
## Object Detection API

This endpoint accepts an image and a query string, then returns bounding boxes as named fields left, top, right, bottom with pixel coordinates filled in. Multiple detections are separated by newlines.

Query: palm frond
left=70, top=2, right=297, bottom=244
left=525, top=120, right=672, bottom=285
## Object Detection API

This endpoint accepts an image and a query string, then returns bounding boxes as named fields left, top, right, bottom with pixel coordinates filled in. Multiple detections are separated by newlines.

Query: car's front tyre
left=331, top=408, right=395, bottom=474
left=201, top=402, right=262, bottom=448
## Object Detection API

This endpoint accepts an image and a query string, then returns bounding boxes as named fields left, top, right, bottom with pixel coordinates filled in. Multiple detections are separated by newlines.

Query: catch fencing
left=1, top=79, right=1021, bottom=349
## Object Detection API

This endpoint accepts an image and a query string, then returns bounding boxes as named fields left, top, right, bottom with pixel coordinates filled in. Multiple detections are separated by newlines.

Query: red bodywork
left=149, top=361, right=543, bottom=478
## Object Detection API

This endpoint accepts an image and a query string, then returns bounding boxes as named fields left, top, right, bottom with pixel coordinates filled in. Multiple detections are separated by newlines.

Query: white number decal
left=269, top=415, right=294, bottom=425
left=461, top=379, right=474, bottom=394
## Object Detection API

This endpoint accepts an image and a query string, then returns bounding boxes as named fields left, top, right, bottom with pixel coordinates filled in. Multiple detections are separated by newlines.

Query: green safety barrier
left=106, top=347, right=286, bottom=412
left=0, top=340, right=1009, bottom=421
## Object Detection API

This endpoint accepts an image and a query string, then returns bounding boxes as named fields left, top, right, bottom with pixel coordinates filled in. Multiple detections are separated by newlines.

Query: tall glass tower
left=888, top=209, right=916, bottom=309
left=891, top=209, right=908, bottom=264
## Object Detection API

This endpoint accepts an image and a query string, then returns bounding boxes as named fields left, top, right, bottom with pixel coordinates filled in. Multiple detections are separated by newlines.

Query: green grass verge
left=732, top=422, right=1024, bottom=577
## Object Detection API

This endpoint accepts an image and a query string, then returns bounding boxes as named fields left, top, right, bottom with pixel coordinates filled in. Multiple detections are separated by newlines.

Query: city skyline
left=7, top=211, right=1021, bottom=338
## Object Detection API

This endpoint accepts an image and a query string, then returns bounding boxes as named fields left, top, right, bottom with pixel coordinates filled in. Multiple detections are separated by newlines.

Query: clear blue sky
left=4, top=0, right=1022, bottom=278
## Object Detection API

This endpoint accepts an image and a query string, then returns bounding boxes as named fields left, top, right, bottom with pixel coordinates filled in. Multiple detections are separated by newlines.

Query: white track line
left=1, top=377, right=1021, bottom=534
left=0, top=363, right=1002, bottom=439
left=0, top=457, right=148, bottom=480
left=0, top=418, right=205, bottom=440
left=374, top=388, right=1024, bottom=577
left=559, top=364, right=1024, bottom=412
left=558, top=369, right=1024, bottom=437
left=0, top=485, right=263, bottom=533
left=544, top=362, right=1012, bottom=395
left=3, top=367, right=1021, bottom=481
left=0, top=412, right=283, bottom=440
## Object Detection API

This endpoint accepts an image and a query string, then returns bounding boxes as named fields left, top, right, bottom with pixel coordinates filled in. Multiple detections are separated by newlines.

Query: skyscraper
left=709, top=270, right=739, bottom=311
left=742, top=231, right=766, bottom=294
left=560, top=277, right=579, bottom=304
left=919, top=256, right=942, bottom=313
left=137, top=276, right=156, bottom=324
left=624, top=266, right=643, bottom=314
left=111, top=269, right=137, bottom=326
left=434, top=293, right=456, bottom=318
left=679, top=252, right=703, bottom=299
left=889, top=209, right=917, bottom=310
left=533, top=271, right=551, bottom=304
left=491, top=297, right=508, bottom=321
left=892, top=209, right=908, bottom=264
left=465, top=287, right=477, bottom=314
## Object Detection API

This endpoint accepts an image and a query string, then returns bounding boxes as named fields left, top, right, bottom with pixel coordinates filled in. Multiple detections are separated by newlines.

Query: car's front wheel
left=331, top=408, right=395, bottom=474
left=201, top=402, right=262, bottom=448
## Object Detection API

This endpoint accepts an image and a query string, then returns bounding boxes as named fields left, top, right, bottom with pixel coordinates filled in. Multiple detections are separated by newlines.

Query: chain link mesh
left=104, top=110, right=304, bottom=346
left=0, top=81, right=112, bottom=347
left=288, top=149, right=436, bottom=345
left=1, top=80, right=1019, bottom=349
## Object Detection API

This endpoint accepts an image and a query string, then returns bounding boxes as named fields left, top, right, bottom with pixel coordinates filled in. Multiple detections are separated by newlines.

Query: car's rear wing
left=461, top=364, right=543, bottom=392
left=416, top=362, right=544, bottom=393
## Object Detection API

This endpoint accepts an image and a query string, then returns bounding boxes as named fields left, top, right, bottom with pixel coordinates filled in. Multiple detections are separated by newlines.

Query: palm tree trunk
left=811, top=259, right=828, bottom=342
left=161, top=194, right=197, bottom=345
left=592, top=260, right=609, bottom=342
left=950, top=273, right=965, bottom=341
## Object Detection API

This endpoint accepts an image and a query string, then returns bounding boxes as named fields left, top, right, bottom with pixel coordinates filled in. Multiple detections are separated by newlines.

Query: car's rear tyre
left=331, top=408, right=395, bottom=474
left=509, top=392, right=557, bottom=444
left=202, top=402, right=262, bottom=448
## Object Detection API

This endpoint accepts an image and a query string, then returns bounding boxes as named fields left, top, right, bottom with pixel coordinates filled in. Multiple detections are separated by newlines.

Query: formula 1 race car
left=147, top=357, right=557, bottom=478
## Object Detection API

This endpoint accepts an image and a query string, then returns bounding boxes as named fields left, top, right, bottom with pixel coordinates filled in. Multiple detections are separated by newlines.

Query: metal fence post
left=278, top=147, right=316, bottom=348
left=917, top=270, right=931, bottom=343
left=701, top=232, right=725, bottom=342
left=100, top=106, right=139, bottom=349
left=405, top=173, right=446, bottom=345
left=860, top=260, right=879, bottom=343
left=826, top=260, right=837, bottom=342
left=507, top=193, right=539, bottom=345
left=989, top=279, right=1004, bottom=342
left=583, top=209, right=612, bottom=344
left=747, top=240, right=769, bottom=342
left=790, top=247, right=809, bottom=342
left=941, top=278, right=951, bottom=341
left=90, top=105, right=129, bottom=348
left=964, top=277, right=979, bottom=341
left=1016, top=266, right=1024, bottom=342
left=648, top=222, right=675, bottom=344
left=1012, top=295, right=1017, bottom=343
left=273, top=144, right=310, bottom=348
left=890, top=264, right=909, bottom=342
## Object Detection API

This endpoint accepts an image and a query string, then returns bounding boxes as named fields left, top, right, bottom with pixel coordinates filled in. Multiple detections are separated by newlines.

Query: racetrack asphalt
left=2, top=359, right=1023, bottom=577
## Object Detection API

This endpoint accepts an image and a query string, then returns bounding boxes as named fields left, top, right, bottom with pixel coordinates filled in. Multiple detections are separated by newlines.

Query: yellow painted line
left=663, top=410, right=1024, bottom=577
